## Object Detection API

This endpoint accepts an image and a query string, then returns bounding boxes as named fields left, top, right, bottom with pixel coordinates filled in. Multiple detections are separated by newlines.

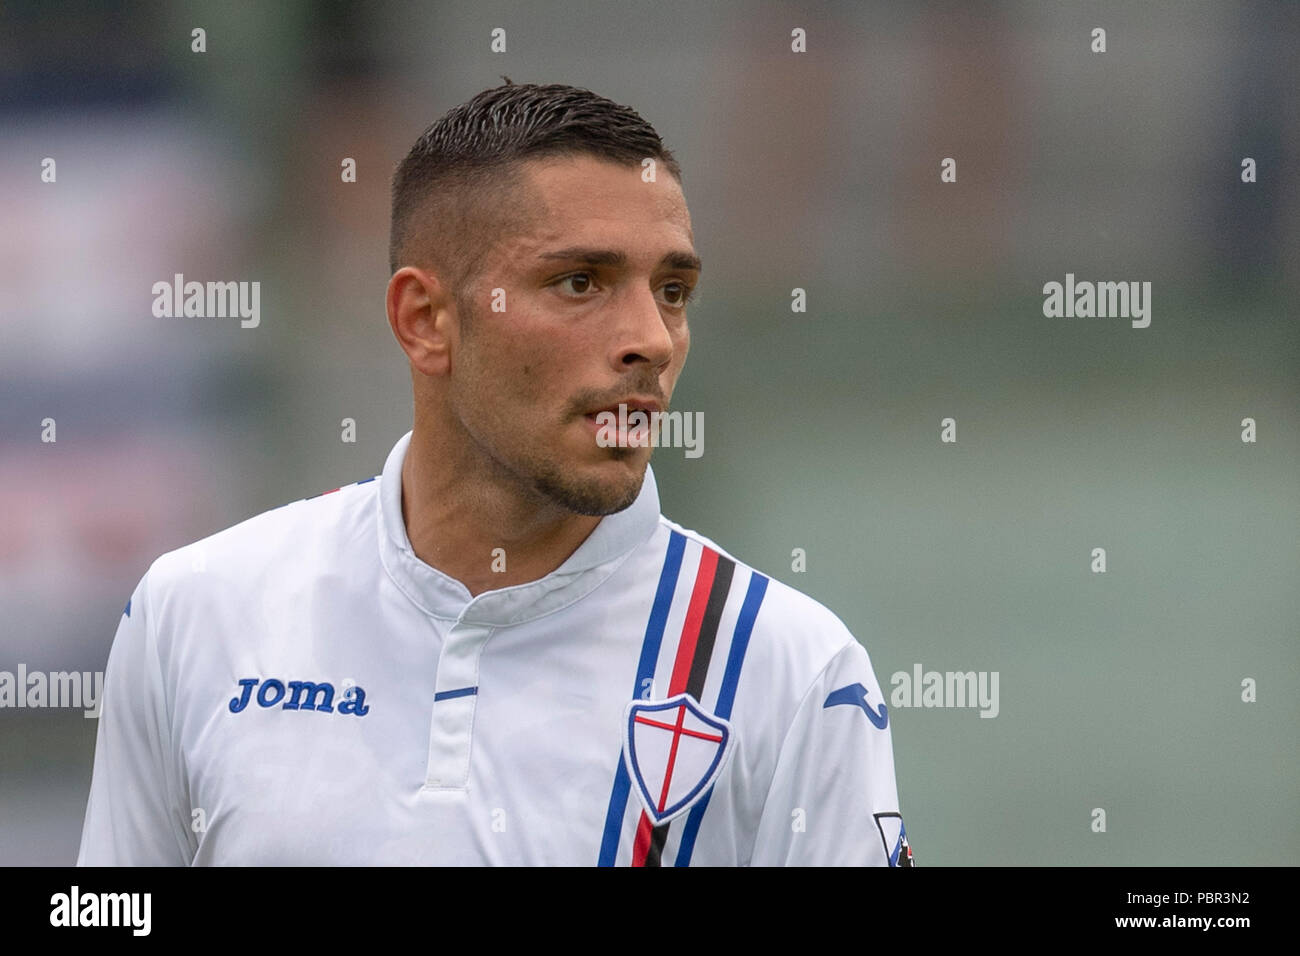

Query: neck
left=400, top=428, right=602, bottom=598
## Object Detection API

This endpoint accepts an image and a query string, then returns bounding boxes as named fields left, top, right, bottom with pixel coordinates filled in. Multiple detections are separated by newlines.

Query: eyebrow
left=536, top=247, right=702, bottom=273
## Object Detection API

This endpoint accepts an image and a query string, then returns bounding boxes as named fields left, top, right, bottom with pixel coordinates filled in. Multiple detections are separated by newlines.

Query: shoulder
left=656, top=516, right=875, bottom=699
left=651, top=516, right=891, bottom=796
left=142, top=472, right=381, bottom=618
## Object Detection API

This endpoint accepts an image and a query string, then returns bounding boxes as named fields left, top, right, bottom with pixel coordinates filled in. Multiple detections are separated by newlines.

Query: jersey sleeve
left=750, top=638, right=910, bottom=866
left=77, top=569, right=194, bottom=866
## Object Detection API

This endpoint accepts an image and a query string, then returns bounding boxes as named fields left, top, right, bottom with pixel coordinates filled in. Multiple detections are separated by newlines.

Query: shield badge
left=874, top=812, right=915, bottom=867
left=623, top=693, right=734, bottom=825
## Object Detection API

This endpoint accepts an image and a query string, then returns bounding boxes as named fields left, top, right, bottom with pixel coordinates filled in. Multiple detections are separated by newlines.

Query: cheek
left=491, top=336, right=564, bottom=409
left=670, top=325, right=691, bottom=372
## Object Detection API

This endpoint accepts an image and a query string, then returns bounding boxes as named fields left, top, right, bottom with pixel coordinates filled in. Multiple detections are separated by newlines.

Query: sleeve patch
left=874, top=812, right=914, bottom=867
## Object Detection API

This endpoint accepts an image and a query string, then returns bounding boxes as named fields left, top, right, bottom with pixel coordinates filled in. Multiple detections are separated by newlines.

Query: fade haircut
left=388, top=81, right=683, bottom=301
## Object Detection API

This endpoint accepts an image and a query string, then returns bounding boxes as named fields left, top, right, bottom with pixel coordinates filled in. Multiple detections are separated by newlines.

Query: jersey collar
left=376, top=429, right=661, bottom=626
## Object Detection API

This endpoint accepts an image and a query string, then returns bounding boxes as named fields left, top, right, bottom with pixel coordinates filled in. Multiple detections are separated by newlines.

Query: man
left=77, top=82, right=909, bottom=866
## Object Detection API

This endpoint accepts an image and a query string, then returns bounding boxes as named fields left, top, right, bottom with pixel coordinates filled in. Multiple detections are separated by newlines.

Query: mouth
left=581, top=398, right=664, bottom=446
left=583, top=396, right=663, bottom=419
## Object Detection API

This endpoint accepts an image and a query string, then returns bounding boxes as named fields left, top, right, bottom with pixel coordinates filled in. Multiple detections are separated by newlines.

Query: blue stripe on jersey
left=597, top=529, right=686, bottom=866
left=673, top=570, right=769, bottom=866
left=433, top=686, right=478, bottom=701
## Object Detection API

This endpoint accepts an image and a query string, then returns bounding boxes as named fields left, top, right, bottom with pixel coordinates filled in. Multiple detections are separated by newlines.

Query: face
left=448, top=154, right=698, bottom=516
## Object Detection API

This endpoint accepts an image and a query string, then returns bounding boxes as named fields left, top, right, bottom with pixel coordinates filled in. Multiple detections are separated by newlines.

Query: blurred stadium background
left=1, top=0, right=1296, bottom=865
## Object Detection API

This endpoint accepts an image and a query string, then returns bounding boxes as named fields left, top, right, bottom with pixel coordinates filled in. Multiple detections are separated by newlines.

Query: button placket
left=423, top=620, right=492, bottom=790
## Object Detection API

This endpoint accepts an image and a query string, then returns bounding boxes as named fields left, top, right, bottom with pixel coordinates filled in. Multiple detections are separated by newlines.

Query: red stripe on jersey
left=666, top=547, right=718, bottom=695
left=630, top=812, right=656, bottom=863
left=631, top=546, right=719, bottom=867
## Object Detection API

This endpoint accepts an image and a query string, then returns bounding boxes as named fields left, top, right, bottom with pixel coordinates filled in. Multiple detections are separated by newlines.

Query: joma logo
left=228, top=678, right=369, bottom=716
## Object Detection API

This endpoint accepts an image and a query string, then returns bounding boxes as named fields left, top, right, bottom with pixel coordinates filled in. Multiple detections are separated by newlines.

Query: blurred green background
left=1, top=0, right=1296, bottom=865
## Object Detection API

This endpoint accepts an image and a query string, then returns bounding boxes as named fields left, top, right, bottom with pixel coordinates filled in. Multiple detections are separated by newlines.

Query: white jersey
left=77, top=430, right=909, bottom=867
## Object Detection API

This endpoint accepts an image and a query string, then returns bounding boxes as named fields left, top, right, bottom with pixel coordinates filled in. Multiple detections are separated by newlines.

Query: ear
left=386, top=266, right=456, bottom=377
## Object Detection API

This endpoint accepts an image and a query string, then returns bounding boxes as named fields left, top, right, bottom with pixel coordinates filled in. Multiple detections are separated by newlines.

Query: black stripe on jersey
left=644, top=555, right=736, bottom=868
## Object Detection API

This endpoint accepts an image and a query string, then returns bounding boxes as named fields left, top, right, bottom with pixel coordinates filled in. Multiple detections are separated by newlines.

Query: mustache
left=568, top=381, right=669, bottom=417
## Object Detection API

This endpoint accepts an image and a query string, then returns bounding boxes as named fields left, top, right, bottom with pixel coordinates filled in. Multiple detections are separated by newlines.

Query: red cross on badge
left=623, top=693, right=734, bottom=825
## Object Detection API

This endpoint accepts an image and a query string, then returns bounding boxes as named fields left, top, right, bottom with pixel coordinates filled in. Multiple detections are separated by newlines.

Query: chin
left=532, top=453, right=648, bottom=516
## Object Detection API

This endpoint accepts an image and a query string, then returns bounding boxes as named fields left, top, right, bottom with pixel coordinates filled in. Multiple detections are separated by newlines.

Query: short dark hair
left=388, top=82, right=683, bottom=290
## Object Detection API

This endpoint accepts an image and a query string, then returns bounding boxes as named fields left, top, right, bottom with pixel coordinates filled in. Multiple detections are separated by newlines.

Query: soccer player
left=77, top=82, right=910, bottom=866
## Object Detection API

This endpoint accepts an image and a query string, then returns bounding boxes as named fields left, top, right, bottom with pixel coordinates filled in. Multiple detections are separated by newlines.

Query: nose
left=612, top=285, right=676, bottom=373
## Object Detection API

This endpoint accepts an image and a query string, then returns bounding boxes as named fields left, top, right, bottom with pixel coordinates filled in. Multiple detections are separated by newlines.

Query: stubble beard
left=452, top=296, right=652, bottom=518
left=453, top=382, right=648, bottom=518
left=527, top=445, right=647, bottom=516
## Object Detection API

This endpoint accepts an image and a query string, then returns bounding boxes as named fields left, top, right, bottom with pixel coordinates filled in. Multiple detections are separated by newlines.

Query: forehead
left=495, top=154, right=694, bottom=262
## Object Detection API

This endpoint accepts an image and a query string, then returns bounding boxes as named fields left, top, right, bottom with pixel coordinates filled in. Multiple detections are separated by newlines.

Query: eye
left=555, top=272, right=596, bottom=296
left=661, top=281, right=697, bottom=308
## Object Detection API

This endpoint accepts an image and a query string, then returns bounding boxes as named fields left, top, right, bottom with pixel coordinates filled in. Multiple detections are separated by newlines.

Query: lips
left=584, top=398, right=664, bottom=419
left=582, top=398, right=663, bottom=449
